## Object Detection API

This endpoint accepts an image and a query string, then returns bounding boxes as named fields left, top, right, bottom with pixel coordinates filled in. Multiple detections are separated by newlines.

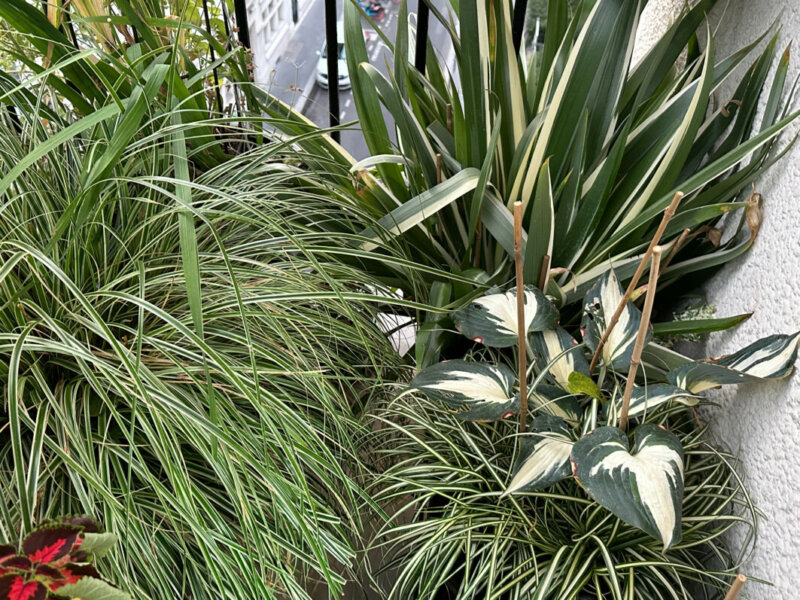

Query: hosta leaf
left=607, top=384, right=700, bottom=421
left=454, top=287, right=558, bottom=347
left=667, top=331, right=800, bottom=393
left=571, top=425, right=684, bottom=550
left=581, top=270, right=650, bottom=370
left=529, top=328, right=589, bottom=390
left=530, top=384, right=582, bottom=426
left=409, top=360, right=518, bottom=421
left=502, top=415, right=574, bottom=496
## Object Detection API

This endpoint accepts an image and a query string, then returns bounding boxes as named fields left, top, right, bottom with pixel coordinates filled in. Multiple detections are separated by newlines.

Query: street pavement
left=262, top=0, right=454, bottom=159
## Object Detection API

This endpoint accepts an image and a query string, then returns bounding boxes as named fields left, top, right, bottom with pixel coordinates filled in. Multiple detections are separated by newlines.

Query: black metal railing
left=229, top=0, right=531, bottom=139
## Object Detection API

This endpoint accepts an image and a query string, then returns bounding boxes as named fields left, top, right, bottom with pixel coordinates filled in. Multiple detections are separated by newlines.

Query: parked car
left=316, top=22, right=373, bottom=90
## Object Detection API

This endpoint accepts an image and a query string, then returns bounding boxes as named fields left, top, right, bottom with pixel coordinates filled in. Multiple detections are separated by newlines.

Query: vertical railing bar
left=324, top=0, right=340, bottom=142
left=233, top=0, right=251, bottom=50
left=511, top=0, right=528, bottom=54
left=202, top=0, right=224, bottom=114
left=415, top=0, right=430, bottom=73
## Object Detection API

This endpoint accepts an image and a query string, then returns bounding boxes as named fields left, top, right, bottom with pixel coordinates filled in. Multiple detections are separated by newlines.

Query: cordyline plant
left=342, top=0, right=799, bottom=368
left=0, top=517, right=128, bottom=600
left=368, top=237, right=799, bottom=597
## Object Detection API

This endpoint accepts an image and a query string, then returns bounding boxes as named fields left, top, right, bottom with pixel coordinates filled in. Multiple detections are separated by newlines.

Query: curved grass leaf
left=358, top=167, right=480, bottom=252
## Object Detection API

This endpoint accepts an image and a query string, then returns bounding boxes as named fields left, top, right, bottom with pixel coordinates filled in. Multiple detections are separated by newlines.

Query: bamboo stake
left=723, top=574, right=747, bottom=600
left=619, top=246, right=662, bottom=432
left=435, top=153, right=443, bottom=184
left=538, top=254, right=551, bottom=291
left=589, top=191, right=683, bottom=372
left=514, top=202, right=527, bottom=434
left=663, top=227, right=691, bottom=269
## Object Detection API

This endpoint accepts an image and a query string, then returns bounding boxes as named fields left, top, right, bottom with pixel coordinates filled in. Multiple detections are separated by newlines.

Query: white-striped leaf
left=667, top=331, right=800, bottom=393
left=502, top=415, right=574, bottom=496
left=409, top=360, right=518, bottom=421
left=581, top=269, right=650, bottom=371
left=530, top=383, right=582, bottom=426
left=571, top=424, right=684, bottom=550
left=607, top=384, right=700, bottom=422
left=529, top=327, right=589, bottom=390
left=454, top=286, right=558, bottom=347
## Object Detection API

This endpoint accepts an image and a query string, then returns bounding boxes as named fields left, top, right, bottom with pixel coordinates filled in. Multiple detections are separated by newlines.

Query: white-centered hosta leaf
left=502, top=415, right=574, bottom=496
left=667, top=331, right=800, bottom=393
left=571, top=424, right=684, bottom=550
left=581, top=270, right=649, bottom=370
left=530, top=383, right=581, bottom=426
left=607, top=384, right=700, bottom=422
left=409, top=360, right=518, bottom=421
left=454, top=286, right=558, bottom=347
left=529, top=327, right=589, bottom=390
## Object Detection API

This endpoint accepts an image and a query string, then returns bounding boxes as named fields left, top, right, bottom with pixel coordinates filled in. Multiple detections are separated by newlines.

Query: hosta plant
left=369, top=273, right=799, bottom=598
left=0, top=517, right=128, bottom=600
left=342, top=0, right=799, bottom=368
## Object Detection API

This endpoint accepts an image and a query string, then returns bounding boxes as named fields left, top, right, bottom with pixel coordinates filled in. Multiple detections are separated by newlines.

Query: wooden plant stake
left=435, top=153, right=443, bottom=184
left=514, top=201, right=527, bottom=434
left=538, top=254, right=551, bottom=291
left=589, top=191, right=683, bottom=372
left=619, top=246, right=662, bottom=432
left=723, top=574, right=747, bottom=600
left=446, top=103, right=453, bottom=134
left=663, top=227, right=691, bottom=269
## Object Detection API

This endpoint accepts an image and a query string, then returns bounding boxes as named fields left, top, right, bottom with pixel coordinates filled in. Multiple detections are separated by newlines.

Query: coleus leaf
left=667, top=331, right=800, bottom=393
left=0, top=576, right=46, bottom=600
left=409, top=360, right=519, bottom=421
left=581, top=270, right=650, bottom=370
left=43, top=517, right=102, bottom=535
left=21, top=526, right=79, bottom=565
left=502, top=415, right=574, bottom=496
left=571, top=424, right=684, bottom=550
left=454, top=286, right=558, bottom=347
left=0, top=547, right=14, bottom=562
left=0, top=557, right=30, bottom=571
left=530, top=383, right=582, bottom=426
left=529, top=327, right=589, bottom=390
left=607, top=384, right=700, bottom=421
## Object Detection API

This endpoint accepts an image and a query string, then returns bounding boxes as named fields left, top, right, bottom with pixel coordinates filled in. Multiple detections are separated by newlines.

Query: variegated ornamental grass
left=371, top=272, right=800, bottom=598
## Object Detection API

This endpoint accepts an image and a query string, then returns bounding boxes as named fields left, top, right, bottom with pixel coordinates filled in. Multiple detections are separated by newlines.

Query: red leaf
left=7, top=577, right=45, bottom=600
left=22, top=527, right=78, bottom=565
left=0, top=548, right=14, bottom=562
left=0, top=558, right=30, bottom=571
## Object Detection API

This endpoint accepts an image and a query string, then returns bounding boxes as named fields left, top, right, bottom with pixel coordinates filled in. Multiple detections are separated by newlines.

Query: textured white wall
left=702, top=1, right=800, bottom=597
left=638, top=1, right=800, bottom=596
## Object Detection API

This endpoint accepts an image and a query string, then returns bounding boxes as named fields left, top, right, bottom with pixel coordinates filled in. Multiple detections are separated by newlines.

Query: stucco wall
left=639, top=1, right=800, bottom=596
left=703, top=1, right=800, bottom=597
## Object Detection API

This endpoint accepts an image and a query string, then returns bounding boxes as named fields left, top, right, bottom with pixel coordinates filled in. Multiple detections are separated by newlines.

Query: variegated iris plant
left=392, top=272, right=799, bottom=595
